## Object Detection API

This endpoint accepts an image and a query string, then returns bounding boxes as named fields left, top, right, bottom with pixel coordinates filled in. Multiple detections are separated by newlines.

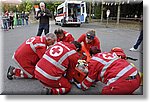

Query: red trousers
left=13, top=55, right=36, bottom=78
left=14, top=67, right=35, bottom=78
left=101, top=75, right=141, bottom=95
left=41, top=76, right=71, bottom=95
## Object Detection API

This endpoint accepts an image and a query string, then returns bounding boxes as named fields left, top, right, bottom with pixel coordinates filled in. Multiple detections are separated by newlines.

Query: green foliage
left=46, top=1, right=62, bottom=12
left=2, top=1, right=62, bottom=14
left=2, top=0, right=33, bottom=13
left=94, top=3, right=101, bottom=19
left=17, top=0, right=33, bottom=12
left=25, top=0, right=33, bottom=12
left=2, top=4, right=16, bottom=12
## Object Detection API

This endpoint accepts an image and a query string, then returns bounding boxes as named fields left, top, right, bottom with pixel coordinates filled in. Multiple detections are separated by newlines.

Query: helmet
left=111, top=47, right=126, bottom=59
left=86, top=29, right=95, bottom=40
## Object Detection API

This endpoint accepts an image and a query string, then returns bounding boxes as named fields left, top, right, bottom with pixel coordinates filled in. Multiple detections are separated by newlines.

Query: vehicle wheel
left=77, top=24, right=80, bottom=27
left=61, top=21, right=64, bottom=27
left=55, top=21, right=58, bottom=25
left=61, top=22, right=64, bottom=27
left=61, top=19, right=66, bottom=27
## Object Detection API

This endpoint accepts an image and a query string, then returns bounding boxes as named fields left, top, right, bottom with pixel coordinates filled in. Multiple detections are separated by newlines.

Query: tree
left=17, top=0, right=33, bottom=12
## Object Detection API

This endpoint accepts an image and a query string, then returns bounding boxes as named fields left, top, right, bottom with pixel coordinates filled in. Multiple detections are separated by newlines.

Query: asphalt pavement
left=1, top=21, right=143, bottom=95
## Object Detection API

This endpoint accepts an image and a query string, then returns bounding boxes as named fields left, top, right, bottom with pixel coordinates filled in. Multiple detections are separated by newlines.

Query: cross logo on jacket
left=50, top=46, right=63, bottom=57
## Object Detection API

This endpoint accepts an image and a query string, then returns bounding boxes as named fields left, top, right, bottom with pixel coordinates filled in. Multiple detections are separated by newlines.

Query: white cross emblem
left=49, top=46, right=63, bottom=57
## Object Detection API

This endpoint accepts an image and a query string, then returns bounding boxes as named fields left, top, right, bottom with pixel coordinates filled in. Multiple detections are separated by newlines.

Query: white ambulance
left=55, top=0, right=87, bottom=27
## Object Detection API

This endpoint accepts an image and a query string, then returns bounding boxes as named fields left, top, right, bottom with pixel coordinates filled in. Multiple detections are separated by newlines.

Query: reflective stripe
left=129, top=70, right=137, bottom=76
left=43, top=54, right=67, bottom=71
left=106, top=65, right=133, bottom=85
left=35, top=65, right=61, bottom=80
left=20, top=71, right=24, bottom=78
left=81, top=82, right=88, bottom=89
left=101, top=58, right=119, bottom=82
left=58, top=50, right=76, bottom=64
left=30, top=43, right=36, bottom=53
left=40, top=36, right=43, bottom=42
left=56, top=89, right=60, bottom=94
left=65, top=33, right=70, bottom=36
left=91, top=56, right=119, bottom=82
left=86, top=76, right=95, bottom=83
left=91, top=56, right=108, bottom=65
left=61, top=88, right=65, bottom=94
left=34, top=43, right=46, bottom=47
left=12, top=53, right=33, bottom=78
left=20, top=75, right=24, bottom=78
left=30, top=43, right=46, bottom=53
left=57, top=42, right=70, bottom=51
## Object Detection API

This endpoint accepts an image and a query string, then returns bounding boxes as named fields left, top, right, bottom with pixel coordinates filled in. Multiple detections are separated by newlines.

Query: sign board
left=106, top=9, right=110, bottom=18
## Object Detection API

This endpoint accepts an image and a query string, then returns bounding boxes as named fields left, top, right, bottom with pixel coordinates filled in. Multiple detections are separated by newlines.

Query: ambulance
left=55, top=0, right=87, bottom=27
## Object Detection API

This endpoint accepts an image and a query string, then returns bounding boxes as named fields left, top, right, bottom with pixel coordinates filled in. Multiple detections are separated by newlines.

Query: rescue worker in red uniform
left=34, top=41, right=81, bottom=95
left=54, top=28, right=74, bottom=43
left=7, top=33, right=57, bottom=80
left=77, top=29, right=100, bottom=61
left=80, top=47, right=141, bottom=95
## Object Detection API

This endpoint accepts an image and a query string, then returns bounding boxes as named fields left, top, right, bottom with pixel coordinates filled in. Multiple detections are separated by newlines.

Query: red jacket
left=81, top=52, right=138, bottom=90
left=35, top=42, right=80, bottom=85
left=57, top=31, right=74, bottom=43
left=77, top=34, right=100, bottom=51
left=13, top=36, right=47, bottom=78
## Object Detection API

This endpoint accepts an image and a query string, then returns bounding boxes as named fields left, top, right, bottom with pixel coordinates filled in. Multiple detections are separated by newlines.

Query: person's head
left=45, top=33, right=57, bottom=46
left=71, top=41, right=82, bottom=52
left=110, top=47, right=127, bottom=59
left=54, top=28, right=64, bottom=40
left=39, top=2, right=45, bottom=10
left=86, top=29, right=96, bottom=44
left=89, top=46, right=101, bottom=56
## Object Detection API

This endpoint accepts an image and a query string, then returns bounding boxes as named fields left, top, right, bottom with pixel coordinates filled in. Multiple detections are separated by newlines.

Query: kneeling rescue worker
left=34, top=41, right=81, bottom=95
left=80, top=47, right=141, bottom=95
left=7, top=33, right=57, bottom=80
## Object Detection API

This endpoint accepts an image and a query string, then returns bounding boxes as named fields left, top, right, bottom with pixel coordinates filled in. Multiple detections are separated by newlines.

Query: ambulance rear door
left=80, top=2, right=87, bottom=23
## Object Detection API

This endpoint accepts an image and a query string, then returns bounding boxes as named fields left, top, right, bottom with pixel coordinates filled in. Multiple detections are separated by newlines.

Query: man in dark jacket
left=35, top=2, right=52, bottom=36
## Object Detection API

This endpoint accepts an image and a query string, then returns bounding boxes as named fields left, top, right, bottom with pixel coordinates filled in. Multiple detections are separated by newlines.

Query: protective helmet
left=111, top=47, right=126, bottom=59
left=86, top=29, right=95, bottom=40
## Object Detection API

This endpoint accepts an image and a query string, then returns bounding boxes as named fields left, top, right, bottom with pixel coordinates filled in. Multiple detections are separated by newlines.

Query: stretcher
left=73, top=60, right=88, bottom=83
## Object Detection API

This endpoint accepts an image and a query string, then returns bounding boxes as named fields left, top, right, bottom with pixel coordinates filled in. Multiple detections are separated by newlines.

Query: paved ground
left=1, top=21, right=143, bottom=95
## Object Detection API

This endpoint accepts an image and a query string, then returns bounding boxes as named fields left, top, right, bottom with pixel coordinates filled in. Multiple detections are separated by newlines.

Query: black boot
left=7, top=66, right=15, bottom=80
left=41, top=87, right=52, bottom=95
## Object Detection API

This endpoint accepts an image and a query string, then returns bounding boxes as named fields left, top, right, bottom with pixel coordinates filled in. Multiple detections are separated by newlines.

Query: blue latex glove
left=74, top=82, right=81, bottom=89
left=76, top=83, right=81, bottom=89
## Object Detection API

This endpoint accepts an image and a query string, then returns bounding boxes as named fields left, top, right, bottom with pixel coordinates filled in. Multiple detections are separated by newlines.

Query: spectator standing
left=25, top=13, right=29, bottom=25
left=21, top=11, right=25, bottom=25
left=9, top=11, right=14, bottom=29
left=2, top=15, right=8, bottom=31
left=129, top=15, right=143, bottom=51
left=35, top=2, right=52, bottom=36
left=4, top=11, right=9, bottom=30
left=16, top=13, right=19, bottom=26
